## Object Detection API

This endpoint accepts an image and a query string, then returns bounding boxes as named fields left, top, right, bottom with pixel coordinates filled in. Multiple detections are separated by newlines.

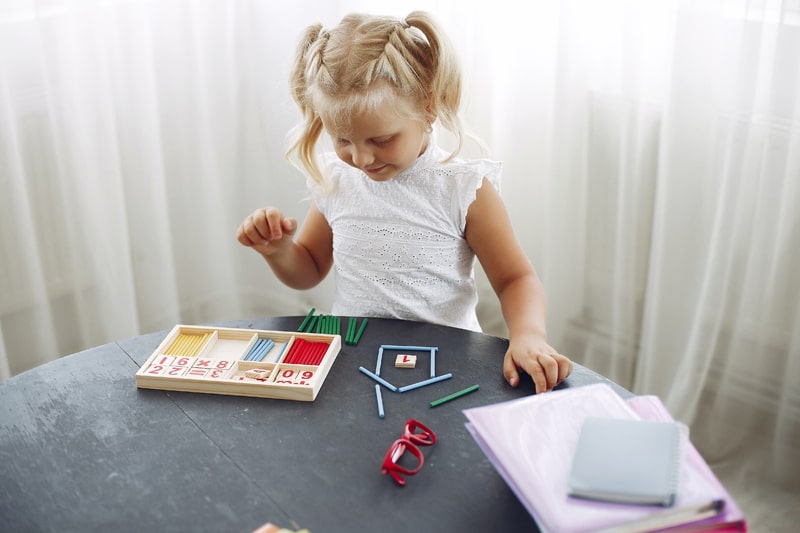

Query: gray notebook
left=568, top=417, right=687, bottom=507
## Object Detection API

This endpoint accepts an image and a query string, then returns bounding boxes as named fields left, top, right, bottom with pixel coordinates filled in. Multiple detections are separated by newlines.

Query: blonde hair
left=286, top=11, right=465, bottom=185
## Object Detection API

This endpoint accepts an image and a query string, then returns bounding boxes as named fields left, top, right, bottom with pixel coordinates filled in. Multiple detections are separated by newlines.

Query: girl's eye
left=335, top=138, right=350, bottom=147
left=373, top=136, right=393, bottom=146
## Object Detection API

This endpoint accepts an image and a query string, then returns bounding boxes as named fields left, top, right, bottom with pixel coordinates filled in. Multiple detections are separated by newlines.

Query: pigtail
left=404, top=11, right=464, bottom=159
left=286, top=23, right=328, bottom=185
left=289, top=24, right=322, bottom=107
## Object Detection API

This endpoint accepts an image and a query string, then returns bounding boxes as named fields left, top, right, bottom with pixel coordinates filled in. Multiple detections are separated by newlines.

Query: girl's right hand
left=236, top=207, right=298, bottom=256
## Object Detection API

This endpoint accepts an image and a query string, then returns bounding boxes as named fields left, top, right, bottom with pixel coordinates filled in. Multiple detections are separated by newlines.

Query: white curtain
left=1, top=0, right=798, bottom=525
left=0, top=0, right=339, bottom=379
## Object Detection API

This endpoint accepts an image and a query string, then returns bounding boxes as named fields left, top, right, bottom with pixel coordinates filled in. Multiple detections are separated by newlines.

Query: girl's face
left=321, top=98, right=429, bottom=182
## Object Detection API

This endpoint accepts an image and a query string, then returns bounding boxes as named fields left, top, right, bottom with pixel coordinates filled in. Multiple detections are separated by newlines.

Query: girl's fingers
left=502, top=353, right=521, bottom=388
left=504, top=349, right=574, bottom=394
left=557, top=354, right=574, bottom=382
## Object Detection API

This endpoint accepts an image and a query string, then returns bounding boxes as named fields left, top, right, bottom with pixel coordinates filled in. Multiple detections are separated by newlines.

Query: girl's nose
left=351, top=145, right=374, bottom=168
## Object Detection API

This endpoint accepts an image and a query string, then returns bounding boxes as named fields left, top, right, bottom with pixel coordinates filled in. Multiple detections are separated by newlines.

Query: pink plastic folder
left=463, top=384, right=747, bottom=533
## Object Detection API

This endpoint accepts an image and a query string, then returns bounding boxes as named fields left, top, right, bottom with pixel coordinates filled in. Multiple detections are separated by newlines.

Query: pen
left=596, top=499, right=725, bottom=533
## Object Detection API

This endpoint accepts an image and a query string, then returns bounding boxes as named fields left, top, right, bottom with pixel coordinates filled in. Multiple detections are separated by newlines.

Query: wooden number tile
left=153, top=356, right=176, bottom=366
left=173, top=356, right=194, bottom=368
left=210, top=359, right=235, bottom=372
left=146, top=363, right=188, bottom=377
left=272, top=368, right=314, bottom=386
left=395, top=354, right=417, bottom=368
left=207, top=367, right=233, bottom=379
left=145, top=364, right=168, bottom=375
left=273, top=368, right=298, bottom=384
left=293, top=369, right=315, bottom=386
left=164, top=366, right=189, bottom=377
left=192, top=358, right=215, bottom=369
left=244, top=368, right=271, bottom=381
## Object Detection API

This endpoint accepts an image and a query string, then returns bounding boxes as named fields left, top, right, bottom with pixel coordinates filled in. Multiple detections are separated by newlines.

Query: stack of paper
left=463, top=384, right=747, bottom=532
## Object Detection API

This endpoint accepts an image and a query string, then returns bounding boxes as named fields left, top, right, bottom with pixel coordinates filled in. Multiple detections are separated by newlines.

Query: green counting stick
left=429, top=384, right=480, bottom=408
left=298, top=308, right=316, bottom=332
left=352, top=318, right=368, bottom=344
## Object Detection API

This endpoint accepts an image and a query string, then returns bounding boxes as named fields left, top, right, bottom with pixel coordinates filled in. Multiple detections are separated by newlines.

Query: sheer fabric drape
left=0, top=0, right=336, bottom=380
left=1, top=0, right=797, bottom=524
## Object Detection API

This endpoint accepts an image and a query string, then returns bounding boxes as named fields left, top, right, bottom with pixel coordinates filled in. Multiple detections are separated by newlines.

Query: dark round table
left=0, top=316, right=631, bottom=533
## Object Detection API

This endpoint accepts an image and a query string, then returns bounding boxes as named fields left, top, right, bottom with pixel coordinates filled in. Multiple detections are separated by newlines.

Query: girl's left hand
left=503, top=335, right=573, bottom=394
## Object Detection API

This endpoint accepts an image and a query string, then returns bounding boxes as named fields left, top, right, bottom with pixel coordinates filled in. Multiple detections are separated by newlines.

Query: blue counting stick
left=430, top=349, right=436, bottom=378
left=397, top=373, right=453, bottom=393
left=375, top=346, right=384, bottom=376
left=247, top=340, right=264, bottom=361
left=245, top=338, right=275, bottom=361
left=272, top=341, right=289, bottom=363
left=252, top=339, right=275, bottom=362
left=380, top=345, right=437, bottom=352
left=375, top=384, right=385, bottom=419
left=358, top=366, right=398, bottom=392
left=264, top=339, right=275, bottom=357
left=244, top=340, right=261, bottom=361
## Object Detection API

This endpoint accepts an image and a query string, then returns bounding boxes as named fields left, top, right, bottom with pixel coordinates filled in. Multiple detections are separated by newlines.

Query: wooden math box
left=135, top=325, right=341, bottom=402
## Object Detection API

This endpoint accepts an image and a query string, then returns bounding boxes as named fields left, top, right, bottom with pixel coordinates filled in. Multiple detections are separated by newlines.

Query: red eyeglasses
left=381, top=419, right=437, bottom=486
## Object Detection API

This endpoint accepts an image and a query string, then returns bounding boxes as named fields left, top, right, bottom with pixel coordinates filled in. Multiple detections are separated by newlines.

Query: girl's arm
left=465, top=178, right=573, bottom=393
left=237, top=203, right=333, bottom=290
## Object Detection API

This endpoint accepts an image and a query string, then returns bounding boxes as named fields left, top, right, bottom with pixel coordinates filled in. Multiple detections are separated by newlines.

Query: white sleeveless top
left=308, top=143, right=502, bottom=332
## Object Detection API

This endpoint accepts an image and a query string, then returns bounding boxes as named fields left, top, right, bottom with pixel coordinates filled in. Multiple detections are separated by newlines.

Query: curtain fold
left=1, top=0, right=797, bottom=522
left=0, top=1, right=336, bottom=380
left=633, top=2, right=800, bottom=500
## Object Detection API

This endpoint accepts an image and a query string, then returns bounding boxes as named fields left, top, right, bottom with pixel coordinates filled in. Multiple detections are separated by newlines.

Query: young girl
left=237, top=11, right=572, bottom=393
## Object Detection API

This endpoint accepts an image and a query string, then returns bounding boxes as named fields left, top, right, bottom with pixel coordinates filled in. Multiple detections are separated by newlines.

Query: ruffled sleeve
left=450, top=158, right=503, bottom=234
left=305, top=152, right=342, bottom=218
